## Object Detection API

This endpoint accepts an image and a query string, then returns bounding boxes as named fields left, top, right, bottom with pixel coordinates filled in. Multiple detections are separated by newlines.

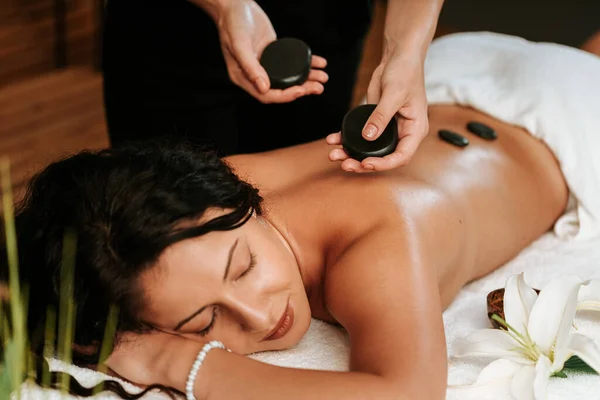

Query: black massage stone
left=260, top=38, right=311, bottom=90
left=467, top=121, right=498, bottom=140
left=341, top=104, right=399, bottom=161
left=438, top=129, right=469, bottom=147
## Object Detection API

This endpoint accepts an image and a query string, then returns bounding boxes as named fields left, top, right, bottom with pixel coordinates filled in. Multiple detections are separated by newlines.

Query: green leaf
left=552, top=371, right=568, bottom=378
left=563, top=355, right=599, bottom=375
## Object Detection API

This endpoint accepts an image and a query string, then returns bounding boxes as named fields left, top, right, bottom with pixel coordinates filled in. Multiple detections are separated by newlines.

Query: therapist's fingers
left=366, top=67, right=383, bottom=104
left=311, top=55, right=328, bottom=69
left=326, top=132, right=342, bottom=145
left=296, top=80, right=324, bottom=97
left=359, top=140, right=412, bottom=171
left=361, top=88, right=403, bottom=142
left=328, top=148, right=349, bottom=162
left=240, top=67, right=326, bottom=102
left=254, top=80, right=325, bottom=103
left=329, top=147, right=379, bottom=173
left=308, top=69, right=329, bottom=84
left=362, top=136, right=419, bottom=170
left=360, top=117, right=428, bottom=171
left=340, top=158, right=376, bottom=173
left=328, top=148, right=363, bottom=171
left=232, top=38, right=271, bottom=94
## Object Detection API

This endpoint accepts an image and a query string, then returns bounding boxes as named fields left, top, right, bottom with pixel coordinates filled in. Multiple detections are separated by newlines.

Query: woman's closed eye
left=238, top=252, right=257, bottom=280
left=197, top=307, right=218, bottom=337
left=196, top=253, right=257, bottom=336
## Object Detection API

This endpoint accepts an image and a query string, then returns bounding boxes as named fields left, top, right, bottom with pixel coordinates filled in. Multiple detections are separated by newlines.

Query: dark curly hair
left=0, top=142, right=263, bottom=398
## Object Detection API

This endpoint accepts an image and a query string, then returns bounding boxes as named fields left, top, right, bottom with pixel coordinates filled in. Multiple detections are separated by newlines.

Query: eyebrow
left=173, top=238, right=239, bottom=331
left=222, top=238, right=239, bottom=282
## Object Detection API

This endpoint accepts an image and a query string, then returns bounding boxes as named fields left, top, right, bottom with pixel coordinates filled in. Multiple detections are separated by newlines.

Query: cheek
left=255, top=257, right=293, bottom=291
left=257, top=244, right=298, bottom=285
left=248, top=222, right=300, bottom=289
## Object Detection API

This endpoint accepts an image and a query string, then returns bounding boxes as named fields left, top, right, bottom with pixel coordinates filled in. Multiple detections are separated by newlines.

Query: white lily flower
left=452, top=274, right=600, bottom=400
left=578, top=279, right=600, bottom=312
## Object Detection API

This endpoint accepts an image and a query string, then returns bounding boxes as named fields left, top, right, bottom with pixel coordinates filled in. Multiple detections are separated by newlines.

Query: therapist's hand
left=214, top=0, right=328, bottom=103
left=327, top=48, right=429, bottom=173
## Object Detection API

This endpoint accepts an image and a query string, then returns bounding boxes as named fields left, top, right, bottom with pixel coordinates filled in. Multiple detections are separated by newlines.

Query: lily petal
left=510, top=364, right=536, bottom=400
left=453, top=329, right=523, bottom=361
left=578, top=300, right=600, bottom=312
left=448, top=359, right=520, bottom=399
left=528, top=275, right=582, bottom=355
left=504, top=274, right=538, bottom=333
left=476, top=358, right=523, bottom=385
left=567, top=332, right=600, bottom=374
left=578, top=279, right=600, bottom=312
left=552, top=339, right=573, bottom=372
left=533, top=355, right=552, bottom=400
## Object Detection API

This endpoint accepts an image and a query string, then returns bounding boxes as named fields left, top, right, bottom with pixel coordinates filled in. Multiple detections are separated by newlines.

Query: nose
left=225, top=293, right=273, bottom=334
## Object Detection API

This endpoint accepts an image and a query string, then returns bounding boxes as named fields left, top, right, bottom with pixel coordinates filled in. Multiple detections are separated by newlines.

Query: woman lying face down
left=3, top=95, right=571, bottom=400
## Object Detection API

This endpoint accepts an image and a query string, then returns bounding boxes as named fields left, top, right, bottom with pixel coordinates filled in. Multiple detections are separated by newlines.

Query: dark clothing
left=102, top=0, right=374, bottom=155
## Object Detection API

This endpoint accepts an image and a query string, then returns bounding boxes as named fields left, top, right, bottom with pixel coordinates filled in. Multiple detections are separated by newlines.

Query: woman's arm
left=156, top=225, right=447, bottom=400
left=324, top=224, right=448, bottom=399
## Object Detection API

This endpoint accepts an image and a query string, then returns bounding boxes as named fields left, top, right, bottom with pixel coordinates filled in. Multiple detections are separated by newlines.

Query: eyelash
left=239, top=252, right=257, bottom=279
left=196, top=252, right=257, bottom=337
left=197, top=307, right=218, bottom=337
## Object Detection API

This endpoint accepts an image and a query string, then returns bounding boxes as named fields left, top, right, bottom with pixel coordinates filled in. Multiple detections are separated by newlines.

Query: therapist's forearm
left=383, top=0, right=445, bottom=59
left=187, top=0, right=234, bottom=21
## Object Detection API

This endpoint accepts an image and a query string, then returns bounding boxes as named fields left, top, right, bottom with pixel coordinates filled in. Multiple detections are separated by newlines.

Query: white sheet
left=16, top=232, right=600, bottom=399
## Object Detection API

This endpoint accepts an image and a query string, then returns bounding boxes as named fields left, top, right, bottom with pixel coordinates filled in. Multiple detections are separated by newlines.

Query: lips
left=262, top=300, right=294, bottom=341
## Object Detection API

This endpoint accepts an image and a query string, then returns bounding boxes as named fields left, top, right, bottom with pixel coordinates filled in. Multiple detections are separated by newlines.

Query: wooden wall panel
left=0, top=0, right=100, bottom=87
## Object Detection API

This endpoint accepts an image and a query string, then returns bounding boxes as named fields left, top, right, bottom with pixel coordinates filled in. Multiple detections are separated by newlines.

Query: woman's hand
left=104, top=330, right=202, bottom=390
left=327, top=48, right=429, bottom=173
left=213, top=0, right=328, bottom=103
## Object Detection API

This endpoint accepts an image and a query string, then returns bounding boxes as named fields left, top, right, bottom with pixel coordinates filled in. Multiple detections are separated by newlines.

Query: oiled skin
left=229, top=104, right=568, bottom=317
left=174, top=104, right=569, bottom=400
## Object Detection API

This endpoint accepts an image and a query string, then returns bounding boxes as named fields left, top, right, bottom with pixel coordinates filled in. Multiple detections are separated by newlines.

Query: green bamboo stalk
left=57, top=229, right=77, bottom=392
left=1, top=158, right=25, bottom=399
left=93, top=305, right=119, bottom=395
left=0, top=295, right=5, bottom=342
left=1, top=311, right=9, bottom=340
left=42, top=306, right=56, bottom=397
left=21, top=285, right=31, bottom=382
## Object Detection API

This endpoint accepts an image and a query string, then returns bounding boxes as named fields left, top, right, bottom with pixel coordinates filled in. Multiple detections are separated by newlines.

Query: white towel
left=16, top=233, right=600, bottom=399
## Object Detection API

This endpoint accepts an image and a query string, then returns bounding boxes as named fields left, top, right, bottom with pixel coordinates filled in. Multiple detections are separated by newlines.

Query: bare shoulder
left=225, top=140, right=334, bottom=193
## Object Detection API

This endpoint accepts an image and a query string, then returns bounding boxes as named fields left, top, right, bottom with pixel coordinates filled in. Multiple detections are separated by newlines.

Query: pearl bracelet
left=185, top=340, right=228, bottom=400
